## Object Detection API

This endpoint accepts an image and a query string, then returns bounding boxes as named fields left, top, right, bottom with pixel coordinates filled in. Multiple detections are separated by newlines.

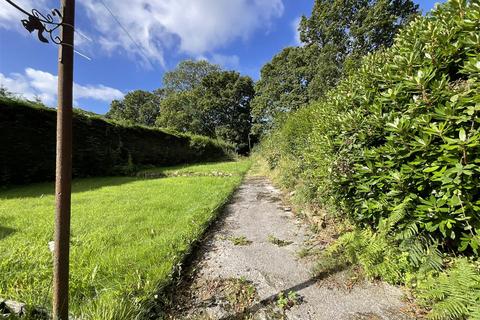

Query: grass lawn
left=139, top=160, right=252, bottom=176
left=0, top=160, right=251, bottom=319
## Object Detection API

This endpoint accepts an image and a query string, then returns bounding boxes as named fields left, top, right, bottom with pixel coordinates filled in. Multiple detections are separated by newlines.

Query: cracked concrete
left=167, top=177, right=415, bottom=319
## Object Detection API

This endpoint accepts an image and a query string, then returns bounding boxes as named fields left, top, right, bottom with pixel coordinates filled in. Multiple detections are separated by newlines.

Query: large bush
left=260, top=0, right=480, bottom=253
left=0, top=98, right=232, bottom=185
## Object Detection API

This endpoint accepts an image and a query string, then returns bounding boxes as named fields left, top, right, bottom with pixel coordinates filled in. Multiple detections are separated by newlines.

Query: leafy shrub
left=260, top=0, right=480, bottom=253
left=0, top=98, right=232, bottom=185
left=259, top=1, right=480, bottom=317
left=336, top=0, right=480, bottom=253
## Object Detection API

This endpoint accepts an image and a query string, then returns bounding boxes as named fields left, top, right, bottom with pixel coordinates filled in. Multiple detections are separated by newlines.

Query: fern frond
left=418, top=258, right=480, bottom=320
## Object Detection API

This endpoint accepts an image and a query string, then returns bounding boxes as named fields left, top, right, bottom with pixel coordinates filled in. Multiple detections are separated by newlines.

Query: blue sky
left=0, top=0, right=443, bottom=114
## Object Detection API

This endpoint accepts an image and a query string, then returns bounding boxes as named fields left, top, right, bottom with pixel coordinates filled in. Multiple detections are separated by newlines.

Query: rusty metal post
left=53, top=0, right=75, bottom=319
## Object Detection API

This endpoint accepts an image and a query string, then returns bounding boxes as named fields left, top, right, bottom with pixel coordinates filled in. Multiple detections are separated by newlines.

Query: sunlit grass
left=139, top=159, right=252, bottom=176
left=0, top=160, right=250, bottom=319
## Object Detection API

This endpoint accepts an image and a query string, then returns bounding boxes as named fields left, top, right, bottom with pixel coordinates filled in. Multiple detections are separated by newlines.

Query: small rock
left=4, top=300, right=26, bottom=315
left=48, top=241, right=55, bottom=253
left=205, top=305, right=230, bottom=319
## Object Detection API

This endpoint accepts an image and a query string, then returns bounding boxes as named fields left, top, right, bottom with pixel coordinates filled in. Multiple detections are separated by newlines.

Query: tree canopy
left=299, top=0, right=419, bottom=56
left=196, top=71, right=254, bottom=153
left=106, top=89, right=164, bottom=126
left=162, top=60, right=221, bottom=93
left=105, top=0, right=420, bottom=150
left=251, top=0, right=419, bottom=134
left=157, top=70, right=254, bottom=153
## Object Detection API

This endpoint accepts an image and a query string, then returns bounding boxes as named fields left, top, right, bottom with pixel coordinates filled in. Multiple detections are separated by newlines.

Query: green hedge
left=0, top=98, right=232, bottom=185
left=260, top=0, right=480, bottom=253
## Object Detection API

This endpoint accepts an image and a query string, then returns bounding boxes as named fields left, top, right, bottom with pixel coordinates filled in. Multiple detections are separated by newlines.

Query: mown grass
left=0, top=160, right=251, bottom=319
left=139, top=160, right=251, bottom=176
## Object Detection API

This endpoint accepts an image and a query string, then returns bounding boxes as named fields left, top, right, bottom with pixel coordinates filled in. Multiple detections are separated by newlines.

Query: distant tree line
left=106, top=61, right=254, bottom=154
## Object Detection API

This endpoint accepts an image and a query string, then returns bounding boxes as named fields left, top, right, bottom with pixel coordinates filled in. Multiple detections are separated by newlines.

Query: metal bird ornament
left=3, top=0, right=64, bottom=44
left=21, top=15, right=49, bottom=43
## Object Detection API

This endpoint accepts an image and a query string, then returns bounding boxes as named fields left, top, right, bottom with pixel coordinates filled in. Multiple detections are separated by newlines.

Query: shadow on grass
left=0, top=161, right=236, bottom=200
left=0, top=176, right=140, bottom=200
left=0, top=225, right=16, bottom=240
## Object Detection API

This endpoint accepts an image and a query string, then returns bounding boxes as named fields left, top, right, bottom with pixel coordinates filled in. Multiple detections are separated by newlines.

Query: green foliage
left=104, top=60, right=253, bottom=152
left=417, top=258, right=480, bottom=319
left=276, top=291, right=300, bottom=310
left=316, top=228, right=414, bottom=284
left=106, top=89, right=164, bottom=127
left=267, top=235, right=293, bottom=247
left=0, top=85, right=13, bottom=98
left=316, top=228, right=480, bottom=320
left=251, top=0, right=418, bottom=133
left=0, top=97, right=232, bottom=185
left=223, top=277, right=257, bottom=312
left=228, top=236, right=252, bottom=246
left=299, top=0, right=418, bottom=56
left=157, top=70, right=254, bottom=154
left=335, top=0, right=480, bottom=253
left=251, top=46, right=319, bottom=133
left=195, top=71, right=254, bottom=154
left=155, top=90, right=198, bottom=133
left=162, top=59, right=221, bottom=93
left=260, top=0, right=480, bottom=253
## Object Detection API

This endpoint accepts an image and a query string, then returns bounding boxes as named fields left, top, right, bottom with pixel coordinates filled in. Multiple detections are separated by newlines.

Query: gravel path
left=166, top=177, right=414, bottom=320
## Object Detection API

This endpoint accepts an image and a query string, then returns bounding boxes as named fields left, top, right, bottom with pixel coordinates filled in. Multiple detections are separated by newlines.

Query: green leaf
left=459, top=128, right=466, bottom=142
left=423, top=166, right=440, bottom=173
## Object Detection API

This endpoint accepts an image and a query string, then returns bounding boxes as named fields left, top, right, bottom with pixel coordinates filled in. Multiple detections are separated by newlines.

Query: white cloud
left=0, top=68, right=124, bottom=105
left=79, top=0, right=284, bottom=66
left=211, top=54, right=240, bottom=69
left=292, top=17, right=302, bottom=46
left=0, top=0, right=284, bottom=66
left=197, top=54, right=240, bottom=70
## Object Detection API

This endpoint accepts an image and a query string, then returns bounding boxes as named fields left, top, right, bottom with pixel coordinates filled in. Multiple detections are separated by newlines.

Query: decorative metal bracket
left=5, top=0, right=64, bottom=44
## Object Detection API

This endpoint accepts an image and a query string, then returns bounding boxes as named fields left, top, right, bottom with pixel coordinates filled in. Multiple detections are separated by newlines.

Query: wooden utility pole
left=3, top=0, right=76, bottom=317
left=53, top=0, right=75, bottom=319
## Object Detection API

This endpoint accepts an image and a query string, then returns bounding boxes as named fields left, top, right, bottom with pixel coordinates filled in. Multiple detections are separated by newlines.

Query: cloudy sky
left=0, top=0, right=442, bottom=114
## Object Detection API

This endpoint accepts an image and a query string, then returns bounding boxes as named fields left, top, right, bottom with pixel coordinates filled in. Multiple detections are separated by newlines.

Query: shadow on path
left=219, top=266, right=349, bottom=320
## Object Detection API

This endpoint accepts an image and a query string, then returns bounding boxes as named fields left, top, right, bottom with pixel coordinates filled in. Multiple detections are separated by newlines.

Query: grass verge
left=0, top=160, right=251, bottom=319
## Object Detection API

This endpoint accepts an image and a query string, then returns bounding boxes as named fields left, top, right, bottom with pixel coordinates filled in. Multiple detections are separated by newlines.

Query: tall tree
left=251, top=45, right=340, bottom=134
left=106, top=89, right=164, bottom=126
left=251, top=0, right=419, bottom=134
left=157, top=70, right=254, bottom=153
left=299, top=0, right=419, bottom=57
left=163, top=60, right=221, bottom=93
left=155, top=90, right=200, bottom=133
left=197, top=71, right=254, bottom=153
